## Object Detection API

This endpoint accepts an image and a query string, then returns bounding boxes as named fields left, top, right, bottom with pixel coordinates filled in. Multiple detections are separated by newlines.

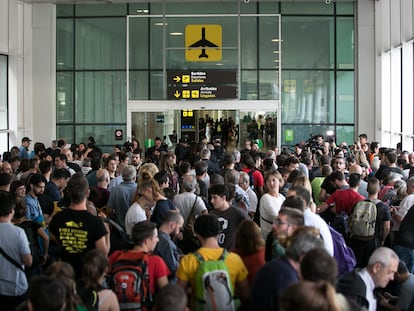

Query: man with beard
left=155, top=210, right=184, bottom=282
left=24, top=173, right=48, bottom=226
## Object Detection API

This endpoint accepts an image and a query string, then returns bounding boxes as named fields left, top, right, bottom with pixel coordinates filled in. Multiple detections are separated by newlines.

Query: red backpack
left=110, top=252, right=153, bottom=311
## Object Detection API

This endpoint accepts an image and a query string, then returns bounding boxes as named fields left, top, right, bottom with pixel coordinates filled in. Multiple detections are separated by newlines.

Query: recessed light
left=170, top=32, right=183, bottom=36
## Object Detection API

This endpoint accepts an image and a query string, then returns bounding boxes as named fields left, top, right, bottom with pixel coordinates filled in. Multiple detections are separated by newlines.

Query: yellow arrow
left=173, top=76, right=181, bottom=83
left=174, top=90, right=181, bottom=98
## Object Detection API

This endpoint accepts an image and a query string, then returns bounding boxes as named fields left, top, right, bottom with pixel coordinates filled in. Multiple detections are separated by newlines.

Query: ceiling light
left=170, top=32, right=183, bottom=36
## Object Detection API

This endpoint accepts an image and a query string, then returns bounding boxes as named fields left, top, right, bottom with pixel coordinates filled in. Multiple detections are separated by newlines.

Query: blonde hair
left=138, top=163, right=159, bottom=187
left=292, top=175, right=313, bottom=197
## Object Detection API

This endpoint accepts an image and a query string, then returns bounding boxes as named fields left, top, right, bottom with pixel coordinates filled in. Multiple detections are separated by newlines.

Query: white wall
left=373, top=0, right=414, bottom=150
left=4, top=0, right=56, bottom=151
left=356, top=0, right=376, bottom=142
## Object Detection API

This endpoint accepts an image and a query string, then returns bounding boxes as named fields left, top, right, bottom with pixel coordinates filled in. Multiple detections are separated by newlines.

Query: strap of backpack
left=0, top=246, right=25, bottom=272
left=185, top=195, right=198, bottom=228
left=260, top=215, right=273, bottom=225
left=193, top=249, right=227, bottom=262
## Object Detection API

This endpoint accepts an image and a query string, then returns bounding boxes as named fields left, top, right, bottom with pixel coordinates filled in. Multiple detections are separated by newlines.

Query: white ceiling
left=20, top=0, right=356, bottom=4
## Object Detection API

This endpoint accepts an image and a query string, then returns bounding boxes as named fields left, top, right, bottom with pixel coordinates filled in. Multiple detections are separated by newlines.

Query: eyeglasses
left=273, top=218, right=290, bottom=226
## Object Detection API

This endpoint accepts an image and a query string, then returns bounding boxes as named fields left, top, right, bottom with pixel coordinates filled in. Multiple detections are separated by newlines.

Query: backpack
left=331, top=212, right=350, bottom=239
left=329, top=226, right=356, bottom=277
left=247, top=169, right=255, bottom=191
left=193, top=249, right=235, bottom=311
left=349, top=200, right=377, bottom=238
left=110, top=252, right=153, bottom=311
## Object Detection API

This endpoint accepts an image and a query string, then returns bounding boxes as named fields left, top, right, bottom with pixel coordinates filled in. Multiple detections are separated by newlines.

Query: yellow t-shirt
left=176, top=247, right=248, bottom=290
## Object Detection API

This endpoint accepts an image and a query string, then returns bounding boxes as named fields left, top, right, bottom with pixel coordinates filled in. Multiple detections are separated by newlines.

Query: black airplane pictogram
left=189, top=27, right=218, bottom=58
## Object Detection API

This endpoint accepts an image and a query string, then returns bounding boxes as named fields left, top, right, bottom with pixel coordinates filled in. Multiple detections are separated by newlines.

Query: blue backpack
left=329, top=226, right=356, bottom=277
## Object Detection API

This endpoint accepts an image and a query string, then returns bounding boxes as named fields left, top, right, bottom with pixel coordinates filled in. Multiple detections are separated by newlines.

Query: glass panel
left=336, top=71, right=354, bottom=123
left=132, top=112, right=170, bottom=152
left=128, top=3, right=150, bottom=15
left=241, top=70, right=258, bottom=100
left=336, top=2, right=354, bottom=15
left=57, top=125, right=75, bottom=144
left=150, top=17, right=164, bottom=70
left=0, top=132, right=8, bottom=155
left=75, top=71, right=126, bottom=123
left=150, top=71, right=165, bottom=100
left=75, top=4, right=126, bottom=17
left=241, top=16, right=258, bottom=69
left=57, top=19, right=73, bottom=70
left=56, top=4, right=74, bottom=17
left=129, top=71, right=149, bottom=100
left=241, top=3, right=258, bottom=14
left=164, top=2, right=237, bottom=14
left=0, top=55, right=7, bottom=130
left=337, top=18, right=354, bottom=69
left=239, top=111, right=278, bottom=149
left=56, top=72, right=74, bottom=124
left=259, top=70, right=279, bottom=100
left=75, top=18, right=126, bottom=70
left=282, top=17, right=334, bottom=69
left=167, top=50, right=238, bottom=69
left=281, top=124, right=335, bottom=147
left=336, top=126, right=355, bottom=146
left=281, top=70, right=334, bottom=124
left=259, top=2, right=280, bottom=14
left=129, top=17, right=149, bottom=70
left=259, top=16, right=280, bottom=69
left=281, top=3, right=334, bottom=15
left=75, top=125, right=127, bottom=149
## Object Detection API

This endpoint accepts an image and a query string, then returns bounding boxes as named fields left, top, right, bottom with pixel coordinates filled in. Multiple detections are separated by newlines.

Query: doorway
left=130, top=108, right=278, bottom=152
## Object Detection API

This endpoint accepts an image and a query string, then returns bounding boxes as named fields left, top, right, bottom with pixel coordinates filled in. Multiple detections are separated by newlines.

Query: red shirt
left=109, top=250, right=170, bottom=294
left=234, top=247, right=266, bottom=285
left=242, top=168, right=264, bottom=193
left=326, top=189, right=365, bottom=215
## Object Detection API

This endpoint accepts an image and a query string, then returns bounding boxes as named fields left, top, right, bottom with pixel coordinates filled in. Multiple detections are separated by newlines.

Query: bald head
left=96, top=168, right=110, bottom=187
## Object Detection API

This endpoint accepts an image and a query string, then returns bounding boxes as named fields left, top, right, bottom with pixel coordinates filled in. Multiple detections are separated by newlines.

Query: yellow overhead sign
left=185, top=24, right=222, bottom=62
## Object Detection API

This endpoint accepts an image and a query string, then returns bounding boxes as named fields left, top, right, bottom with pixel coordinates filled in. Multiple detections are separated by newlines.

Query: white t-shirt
left=125, top=202, right=147, bottom=236
left=259, top=193, right=285, bottom=239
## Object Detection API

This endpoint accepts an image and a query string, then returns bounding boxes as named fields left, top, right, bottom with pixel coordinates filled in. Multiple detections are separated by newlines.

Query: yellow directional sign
left=173, top=76, right=181, bottom=83
left=182, top=75, right=190, bottom=83
left=174, top=90, right=180, bottom=98
left=182, top=90, right=191, bottom=98
left=185, top=24, right=222, bottom=62
left=191, top=90, right=199, bottom=98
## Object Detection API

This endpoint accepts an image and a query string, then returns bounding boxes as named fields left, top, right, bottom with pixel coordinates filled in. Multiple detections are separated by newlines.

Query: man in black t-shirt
left=49, top=174, right=109, bottom=277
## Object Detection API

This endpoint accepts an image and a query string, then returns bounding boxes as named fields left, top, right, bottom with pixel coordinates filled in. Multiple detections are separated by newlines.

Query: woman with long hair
left=233, top=220, right=265, bottom=285
left=159, top=151, right=180, bottom=194
left=259, top=169, right=285, bottom=240
left=79, top=250, right=120, bottom=311
left=44, top=261, right=85, bottom=311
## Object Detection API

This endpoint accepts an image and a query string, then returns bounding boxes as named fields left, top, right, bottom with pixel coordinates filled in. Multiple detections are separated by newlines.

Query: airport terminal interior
left=0, top=0, right=413, bottom=152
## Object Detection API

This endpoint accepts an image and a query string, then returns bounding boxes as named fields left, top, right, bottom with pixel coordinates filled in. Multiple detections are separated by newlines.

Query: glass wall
left=280, top=3, right=354, bottom=146
left=56, top=1, right=355, bottom=149
left=0, top=55, right=8, bottom=153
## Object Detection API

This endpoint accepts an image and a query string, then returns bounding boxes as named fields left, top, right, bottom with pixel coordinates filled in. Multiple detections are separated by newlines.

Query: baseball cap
left=22, top=137, right=32, bottom=143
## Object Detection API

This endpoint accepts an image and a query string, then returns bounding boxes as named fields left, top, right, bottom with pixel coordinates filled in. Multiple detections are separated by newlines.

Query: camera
left=325, top=0, right=332, bottom=4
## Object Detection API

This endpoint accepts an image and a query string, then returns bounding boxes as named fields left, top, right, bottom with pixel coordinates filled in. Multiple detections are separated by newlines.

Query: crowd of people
left=0, top=132, right=413, bottom=311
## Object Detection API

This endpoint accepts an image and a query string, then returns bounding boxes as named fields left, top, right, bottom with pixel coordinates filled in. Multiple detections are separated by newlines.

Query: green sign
left=285, top=129, right=294, bottom=142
